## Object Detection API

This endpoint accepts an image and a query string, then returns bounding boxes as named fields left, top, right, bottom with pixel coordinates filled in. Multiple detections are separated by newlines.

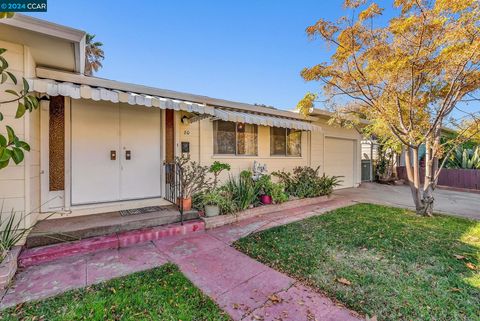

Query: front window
left=270, top=127, right=302, bottom=156
left=214, top=120, right=258, bottom=155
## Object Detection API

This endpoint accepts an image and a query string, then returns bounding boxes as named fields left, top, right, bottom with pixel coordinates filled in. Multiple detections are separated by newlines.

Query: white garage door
left=324, top=137, right=355, bottom=188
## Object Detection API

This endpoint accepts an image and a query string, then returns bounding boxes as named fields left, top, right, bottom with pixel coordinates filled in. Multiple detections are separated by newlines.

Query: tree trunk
left=421, top=138, right=435, bottom=216
left=421, top=183, right=435, bottom=216
left=404, top=146, right=422, bottom=211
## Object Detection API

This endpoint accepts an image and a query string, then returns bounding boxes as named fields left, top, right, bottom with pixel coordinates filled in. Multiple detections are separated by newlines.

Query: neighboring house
left=397, top=127, right=456, bottom=167
left=0, top=15, right=361, bottom=234
left=360, top=140, right=379, bottom=181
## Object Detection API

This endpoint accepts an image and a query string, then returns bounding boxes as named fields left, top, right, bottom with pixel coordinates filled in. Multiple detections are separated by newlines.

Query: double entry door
left=71, top=100, right=161, bottom=205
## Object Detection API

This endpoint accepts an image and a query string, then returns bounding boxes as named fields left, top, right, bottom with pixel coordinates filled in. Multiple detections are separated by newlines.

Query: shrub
left=209, top=161, right=231, bottom=188
left=270, top=170, right=296, bottom=196
left=191, top=192, right=205, bottom=211
left=223, top=170, right=259, bottom=211
left=255, top=175, right=288, bottom=204
left=273, top=166, right=341, bottom=198
left=201, top=189, right=232, bottom=214
left=270, top=182, right=289, bottom=203
left=175, top=156, right=212, bottom=198
left=292, top=166, right=323, bottom=197
left=318, top=174, right=342, bottom=195
left=255, top=175, right=274, bottom=196
left=202, top=190, right=224, bottom=206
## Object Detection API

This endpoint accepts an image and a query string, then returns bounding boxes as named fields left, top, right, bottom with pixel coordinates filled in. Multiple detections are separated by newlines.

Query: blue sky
left=28, top=0, right=478, bottom=118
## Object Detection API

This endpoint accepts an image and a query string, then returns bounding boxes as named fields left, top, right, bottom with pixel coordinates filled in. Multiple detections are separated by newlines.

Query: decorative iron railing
left=164, top=162, right=184, bottom=224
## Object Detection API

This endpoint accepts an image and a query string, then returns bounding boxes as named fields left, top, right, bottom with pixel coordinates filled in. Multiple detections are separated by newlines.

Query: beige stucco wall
left=0, top=40, right=39, bottom=232
left=179, top=111, right=310, bottom=184
left=177, top=111, right=362, bottom=187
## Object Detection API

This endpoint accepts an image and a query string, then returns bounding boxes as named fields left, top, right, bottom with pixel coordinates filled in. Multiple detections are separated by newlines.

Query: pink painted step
left=18, top=220, right=204, bottom=268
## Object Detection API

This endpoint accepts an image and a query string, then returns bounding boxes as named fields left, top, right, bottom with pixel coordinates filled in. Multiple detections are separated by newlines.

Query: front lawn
left=234, top=203, right=480, bottom=321
left=2, top=264, right=230, bottom=321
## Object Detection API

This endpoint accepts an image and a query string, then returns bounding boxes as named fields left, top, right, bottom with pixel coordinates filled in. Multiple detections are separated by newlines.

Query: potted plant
left=202, top=190, right=224, bottom=217
left=175, top=156, right=212, bottom=211
left=256, top=175, right=274, bottom=205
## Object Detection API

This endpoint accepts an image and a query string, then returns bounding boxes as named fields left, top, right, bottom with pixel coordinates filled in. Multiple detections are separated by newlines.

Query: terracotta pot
left=260, top=195, right=272, bottom=205
left=178, top=197, right=192, bottom=211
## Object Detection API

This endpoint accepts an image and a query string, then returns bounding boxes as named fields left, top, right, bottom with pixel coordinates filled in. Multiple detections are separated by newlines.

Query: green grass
left=234, top=203, right=480, bottom=321
left=1, top=264, right=230, bottom=321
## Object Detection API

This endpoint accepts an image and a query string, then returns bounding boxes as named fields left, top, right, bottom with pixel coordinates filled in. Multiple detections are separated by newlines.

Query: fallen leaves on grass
left=337, top=278, right=352, bottom=286
left=465, top=262, right=476, bottom=270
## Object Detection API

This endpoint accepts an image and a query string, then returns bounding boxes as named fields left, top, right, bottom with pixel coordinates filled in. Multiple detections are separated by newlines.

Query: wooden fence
left=396, top=166, right=480, bottom=191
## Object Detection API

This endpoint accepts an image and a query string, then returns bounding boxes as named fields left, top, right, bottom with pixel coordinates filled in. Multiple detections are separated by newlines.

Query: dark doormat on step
left=119, top=206, right=168, bottom=216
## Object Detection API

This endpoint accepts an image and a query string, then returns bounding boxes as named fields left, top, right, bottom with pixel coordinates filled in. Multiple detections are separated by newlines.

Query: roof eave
left=310, top=108, right=370, bottom=125
left=0, top=14, right=86, bottom=73
left=36, top=67, right=318, bottom=122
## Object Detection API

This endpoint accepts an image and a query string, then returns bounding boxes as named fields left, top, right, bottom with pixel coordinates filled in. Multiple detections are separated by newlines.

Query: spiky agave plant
left=0, top=209, right=30, bottom=261
left=0, top=202, right=59, bottom=261
left=447, top=146, right=480, bottom=169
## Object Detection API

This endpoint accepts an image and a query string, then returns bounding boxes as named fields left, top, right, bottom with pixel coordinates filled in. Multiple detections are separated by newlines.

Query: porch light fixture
left=181, top=115, right=190, bottom=125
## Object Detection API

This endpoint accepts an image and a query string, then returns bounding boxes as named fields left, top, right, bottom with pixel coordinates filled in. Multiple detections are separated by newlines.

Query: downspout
left=370, top=141, right=373, bottom=181
left=322, top=133, right=326, bottom=174
left=308, top=130, right=312, bottom=167
left=198, top=116, right=201, bottom=165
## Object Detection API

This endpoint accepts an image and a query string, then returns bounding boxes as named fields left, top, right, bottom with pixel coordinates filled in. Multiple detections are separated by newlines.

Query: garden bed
left=201, top=195, right=329, bottom=229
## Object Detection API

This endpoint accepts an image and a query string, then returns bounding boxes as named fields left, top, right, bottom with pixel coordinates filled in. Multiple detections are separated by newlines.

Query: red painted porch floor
left=0, top=198, right=362, bottom=321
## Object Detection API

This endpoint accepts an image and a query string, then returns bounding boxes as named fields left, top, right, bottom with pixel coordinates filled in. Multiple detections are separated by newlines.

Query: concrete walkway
left=0, top=198, right=361, bottom=321
left=336, top=182, right=480, bottom=220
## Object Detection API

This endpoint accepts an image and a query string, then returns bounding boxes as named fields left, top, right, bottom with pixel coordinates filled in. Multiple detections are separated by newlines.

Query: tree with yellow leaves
left=298, top=0, right=480, bottom=216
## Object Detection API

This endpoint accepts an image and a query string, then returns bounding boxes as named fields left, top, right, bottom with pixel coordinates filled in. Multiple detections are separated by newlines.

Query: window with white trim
left=213, top=120, right=258, bottom=155
left=270, top=127, right=302, bottom=156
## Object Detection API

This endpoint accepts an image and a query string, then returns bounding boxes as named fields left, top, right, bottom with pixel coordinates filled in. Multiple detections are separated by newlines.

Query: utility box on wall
left=181, top=142, right=190, bottom=153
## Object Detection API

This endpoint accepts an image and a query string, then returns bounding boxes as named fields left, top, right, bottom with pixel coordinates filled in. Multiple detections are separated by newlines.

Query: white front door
left=119, top=105, right=161, bottom=199
left=71, top=100, right=162, bottom=205
left=71, top=100, right=121, bottom=204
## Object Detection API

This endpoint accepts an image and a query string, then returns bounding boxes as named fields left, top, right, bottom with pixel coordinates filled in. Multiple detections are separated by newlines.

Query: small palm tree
left=85, top=33, right=104, bottom=76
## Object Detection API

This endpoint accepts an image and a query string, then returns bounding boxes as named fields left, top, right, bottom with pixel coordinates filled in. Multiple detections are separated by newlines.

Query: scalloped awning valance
left=28, top=78, right=214, bottom=115
left=29, top=78, right=320, bottom=131
left=213, top=108, right=321, bottom=132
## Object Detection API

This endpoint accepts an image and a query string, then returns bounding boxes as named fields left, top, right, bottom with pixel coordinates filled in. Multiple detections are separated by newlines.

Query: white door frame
left=40, top=99, right=66, bottom=212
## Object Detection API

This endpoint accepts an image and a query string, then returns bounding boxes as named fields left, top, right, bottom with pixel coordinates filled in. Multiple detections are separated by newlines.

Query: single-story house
left=0, top=15, right=362, bottom=233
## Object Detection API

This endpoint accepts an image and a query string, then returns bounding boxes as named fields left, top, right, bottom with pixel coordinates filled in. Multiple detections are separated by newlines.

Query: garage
left=324, top=137, right=356, bottom=188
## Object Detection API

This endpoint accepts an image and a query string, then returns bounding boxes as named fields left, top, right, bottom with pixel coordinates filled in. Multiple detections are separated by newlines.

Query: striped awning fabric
left=29, top=78, right=320, bottom=131
left=213, top=109, right=321, bottom=131
left=28, top=78, right=214, bottom=115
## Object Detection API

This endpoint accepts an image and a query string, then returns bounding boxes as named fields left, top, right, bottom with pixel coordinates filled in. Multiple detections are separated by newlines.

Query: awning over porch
left=213, top=108, right=322, bottom=132
left=28, top=78, right=215, bottom=115
left=29, top=77, right=320, bottom=131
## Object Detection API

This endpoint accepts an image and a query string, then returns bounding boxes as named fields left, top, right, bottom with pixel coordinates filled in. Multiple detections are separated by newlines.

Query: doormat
left=119, top=206, right=168, bottom=216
